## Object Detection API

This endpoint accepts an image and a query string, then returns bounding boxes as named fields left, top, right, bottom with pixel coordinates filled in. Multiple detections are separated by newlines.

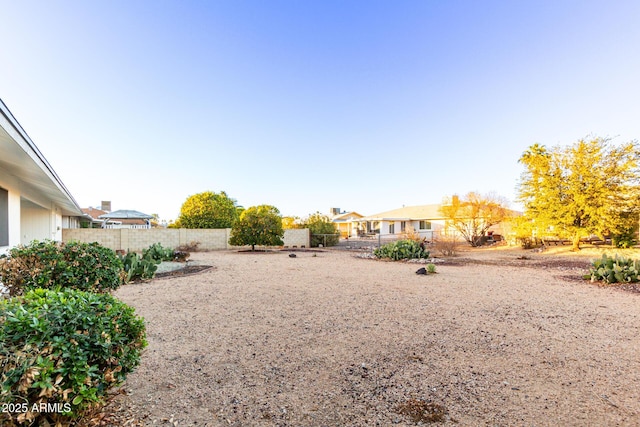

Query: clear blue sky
left=2, top=0, right=639, bottom=222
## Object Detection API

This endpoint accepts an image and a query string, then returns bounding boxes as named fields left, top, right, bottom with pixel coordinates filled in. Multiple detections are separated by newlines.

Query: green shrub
left=0, top=240, right=123, bottom=296
left=142, top=243, right=176, bottom=263
left=588, top=254, right=640, bottom=284
left=426, top=263, right=437, bottom=274
left=0, top=288, right=147, bottom=426
left=301, top=213, right=339, bottom=247
left=611, top=229, right=636, bottom=248
left=374, top=239, right=430, bottom=260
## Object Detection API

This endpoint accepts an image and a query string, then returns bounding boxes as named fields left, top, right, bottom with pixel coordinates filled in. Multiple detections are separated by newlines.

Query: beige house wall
left=62, top=228, right=310, bottom=252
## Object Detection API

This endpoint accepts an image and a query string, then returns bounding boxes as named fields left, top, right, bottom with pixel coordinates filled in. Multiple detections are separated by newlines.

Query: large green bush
left=0, top=240, right=123, bottom=296
left=301, top=212, right=339, bottom=247
left=0, top=288, right=147, bottom=426
left=374, top=239, right=430, bottom=261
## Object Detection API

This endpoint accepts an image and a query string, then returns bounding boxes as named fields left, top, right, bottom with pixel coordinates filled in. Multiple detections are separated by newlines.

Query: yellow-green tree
left=518, top=137, right=640, bottom=250
left=281, top=216, right=300, bottom=229
left=178, top=191, right=240, bottom=229
left=439, top=192, right=511, bottom=246
left=301, top=212, right=339, bottom=247
left=229, top=205, right=284, bottom=251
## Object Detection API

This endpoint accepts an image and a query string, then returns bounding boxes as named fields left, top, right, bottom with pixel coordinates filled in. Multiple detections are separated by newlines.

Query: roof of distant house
left=331, top=211, right=364, bottom=222
left=82, top=207, right=108, bottom=219
left=98, top=209, right=154, bottom=220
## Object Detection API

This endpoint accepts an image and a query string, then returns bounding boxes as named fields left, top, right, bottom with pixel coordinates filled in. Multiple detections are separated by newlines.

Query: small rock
left=289, top=253, right=297, bottom=258
left=415, top=267, right=427, bottom=275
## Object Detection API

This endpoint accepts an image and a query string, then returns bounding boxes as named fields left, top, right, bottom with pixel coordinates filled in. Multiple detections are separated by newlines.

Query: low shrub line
left=374, top=239, right=430, bottom=261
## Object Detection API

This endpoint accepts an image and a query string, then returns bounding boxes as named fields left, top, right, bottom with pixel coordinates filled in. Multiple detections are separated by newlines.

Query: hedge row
left=0, top=240, right=148, bottom=426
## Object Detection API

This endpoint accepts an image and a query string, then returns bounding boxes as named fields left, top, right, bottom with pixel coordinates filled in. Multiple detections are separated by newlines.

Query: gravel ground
left=104, top=247, right=640, bottom=426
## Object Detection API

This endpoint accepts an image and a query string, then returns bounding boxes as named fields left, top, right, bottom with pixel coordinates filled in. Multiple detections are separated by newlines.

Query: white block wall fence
left=62, top=228, right=311, bottom=252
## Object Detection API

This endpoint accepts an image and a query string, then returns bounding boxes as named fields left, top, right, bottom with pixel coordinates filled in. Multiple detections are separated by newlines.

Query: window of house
left=0, top=188, right=8, bottom=246
left=401, top=221, right=406, bottom=232
left=419, top=220, right=431, bottom=230
left=389, top=223, right=395, bottom=234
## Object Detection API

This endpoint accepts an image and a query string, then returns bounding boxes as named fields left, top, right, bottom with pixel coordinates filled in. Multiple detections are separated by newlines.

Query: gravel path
left=107, top=248, right=640, bottom=426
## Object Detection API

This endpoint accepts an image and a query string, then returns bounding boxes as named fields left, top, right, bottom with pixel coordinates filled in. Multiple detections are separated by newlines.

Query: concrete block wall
left=62, top=228, right=309, bottom=251
left=184, top=229, right=231, bottom=251
left=63, top=229, right=122, bottom=250
left=283, top=229, right=310, bottom=248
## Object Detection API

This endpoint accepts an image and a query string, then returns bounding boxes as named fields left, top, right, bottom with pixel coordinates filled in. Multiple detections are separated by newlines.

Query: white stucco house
left=0, top=99, right=83, bottom=254
left=354, top=204, right=446, bottom=240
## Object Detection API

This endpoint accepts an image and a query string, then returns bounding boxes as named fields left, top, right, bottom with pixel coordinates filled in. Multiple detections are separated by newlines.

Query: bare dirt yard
left=104, top=246, right=640, bottom=426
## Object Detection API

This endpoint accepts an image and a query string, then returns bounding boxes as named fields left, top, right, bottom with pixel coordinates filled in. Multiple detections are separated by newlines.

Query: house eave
left=0, top=99, right=82, bottom=217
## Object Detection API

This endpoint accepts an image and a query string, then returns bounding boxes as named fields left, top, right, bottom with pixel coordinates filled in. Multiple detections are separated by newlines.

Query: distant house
left=0, top=99, right=83, bottom=253
left=329, top=208, right=364, bottom=238
left=354, top=204, right=445, bottom=241
left=81, top=207, right=116, bottom=228
left=97, top=209, right=153, bottom=229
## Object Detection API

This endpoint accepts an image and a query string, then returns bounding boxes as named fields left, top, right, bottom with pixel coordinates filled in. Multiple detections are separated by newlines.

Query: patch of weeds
left=396, top=398, right=447, bottom=423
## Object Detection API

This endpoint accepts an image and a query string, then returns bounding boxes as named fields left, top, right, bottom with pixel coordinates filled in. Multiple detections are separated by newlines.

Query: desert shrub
left=517, top=237, right=543, bottom=249
left=374, top=239, right=430, bottom=261
left=119, top=252, right=159, bottom=283
left=0, top=288, right=147, bottom=426
left=173, top=251, right=190, bottom=262
left=142, top=243, right=176, bottom=262
left=426, top=263, right=437, bottom=274
left=0, top=240, right=123, bottom=296
left=588, top=254, right=640, bottom=284
left=176, top=241, right=200, bottom=252
left=400, top=225, right=422, bottom=242
left=611, top=229, right=636, bottom=249
left=433, top=235, right=461, bottom=256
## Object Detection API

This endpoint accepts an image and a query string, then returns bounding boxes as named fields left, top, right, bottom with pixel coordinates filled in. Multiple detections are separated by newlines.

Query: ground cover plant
left=0, top=288, right=147, bottom=426
left=0, top=240, right=123, bottom=296
left=374, top=239, right=430, bottom=260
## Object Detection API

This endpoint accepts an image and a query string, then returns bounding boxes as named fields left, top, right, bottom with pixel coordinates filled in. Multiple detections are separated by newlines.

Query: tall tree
left=229, top=205, right=284, bottom=251
left=178, top=191, right=240, bottom=229
left=439, top=192, right=511, bottom=246
left=518, top=137, right=640, bottom=250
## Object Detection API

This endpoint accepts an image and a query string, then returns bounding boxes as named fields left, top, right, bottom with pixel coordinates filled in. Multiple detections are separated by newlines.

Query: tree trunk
left=251, top=244, right=255, bottom=251
left=572, top=234, right=581, bottom=251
